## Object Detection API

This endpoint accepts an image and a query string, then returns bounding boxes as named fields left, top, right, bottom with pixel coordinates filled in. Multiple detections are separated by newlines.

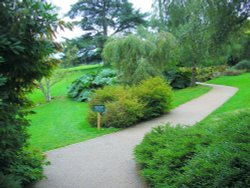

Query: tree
left=68, top=0, right=147, bottom=61
left=36, top=58, right=67, bottom=102
left=153, top=0, right=250, bottom=86
left=103, top=31, right=178, bottom=85
left=0, top=0, right=70, bottom=185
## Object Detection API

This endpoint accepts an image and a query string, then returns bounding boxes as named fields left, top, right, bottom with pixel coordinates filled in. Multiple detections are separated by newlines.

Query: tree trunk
left=190, top=65, right=196, bottom=87
left=45, top=79, right=52, bottom=102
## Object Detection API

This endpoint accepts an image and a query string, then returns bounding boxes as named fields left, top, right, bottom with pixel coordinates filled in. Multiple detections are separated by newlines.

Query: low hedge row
left=87, top=77, right=173, bottom=128
left=134, top=109, right=250, bottom=187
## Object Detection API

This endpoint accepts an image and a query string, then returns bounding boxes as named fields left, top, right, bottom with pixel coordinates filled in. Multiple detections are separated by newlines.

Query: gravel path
left=32, top=83, right=237, bottom=188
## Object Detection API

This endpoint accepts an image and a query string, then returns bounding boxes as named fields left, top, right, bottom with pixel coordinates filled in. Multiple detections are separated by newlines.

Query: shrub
left=232, top=59, right=250, bottom=72
left=224, top=68, right=245, bottom=76
left=7, top=150, right=49, bottom=186
left=164, top=68, right=191, bottom=89
left=0, top=173, right=21, bottom=188
left=87, top=77, right=173, bottom=128
left=164, top=66, right=227, bottom=89
left=88, top=86, right=143, bottom=128
left=68, top=69, right=116, bottom=101
left=132, top=77, right=173, bottom=119
left=134, top=109, right=250, bottom=187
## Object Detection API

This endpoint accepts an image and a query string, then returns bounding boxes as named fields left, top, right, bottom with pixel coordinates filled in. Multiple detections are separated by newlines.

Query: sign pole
left=97, top=112, right=101, bottom=130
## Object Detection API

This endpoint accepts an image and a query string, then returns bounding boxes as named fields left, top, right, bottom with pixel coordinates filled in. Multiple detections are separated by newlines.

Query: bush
left=164, top=68, right=191, bottom=89
left=224, top=68, right=245, bottom=76
left=68, top=69, right=116, bottom=101
left=0, top=173, right=21, bottom=188
left=87, top=77, right=173, bottom=128
left=134, top=109, right=250, bottom=187
left=132, top=77, right=173, bottom=119
left=232, top=59, right=250, bottom=72
left=88, top=86, right=143, bottom=128
left=164, top=66, right=227, bottom=89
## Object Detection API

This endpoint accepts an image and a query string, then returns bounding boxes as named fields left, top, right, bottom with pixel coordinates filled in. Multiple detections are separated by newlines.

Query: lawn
left=206, top=73, right=250, bottom=115
left=27, top=65, right=211, bottom=151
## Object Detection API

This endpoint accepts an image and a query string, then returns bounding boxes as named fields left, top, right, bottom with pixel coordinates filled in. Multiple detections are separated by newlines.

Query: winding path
left=33, top=83, right=237, bottom=188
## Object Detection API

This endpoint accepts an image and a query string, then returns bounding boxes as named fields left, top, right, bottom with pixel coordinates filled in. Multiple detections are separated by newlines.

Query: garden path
left=32, top=83, right=237, bottom=188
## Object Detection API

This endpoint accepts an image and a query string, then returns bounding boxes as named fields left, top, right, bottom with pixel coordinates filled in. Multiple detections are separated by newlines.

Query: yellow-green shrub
left=87, top=86, right=144, bottom=128
left=88, top=77, right=173, bottom=128
left=132, top=77, right=173, bottom=120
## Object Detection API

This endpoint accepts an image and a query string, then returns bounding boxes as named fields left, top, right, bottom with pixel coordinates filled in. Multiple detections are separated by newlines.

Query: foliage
left=0, top=172, right=21, bottom=188
left=232, top=59, right=250, bottom=72
left=88, top=86, right=143, bottom=128
left=68, top=69, right=116, bottom=102
left=152, top=0, right=250, bottom=86
left=131, top=77, right=173, bottom=119
left=224, top=69, right=246, bottom=76
left=62, top=36, right=102, bottom=66
left=103, top=32, right=179, bottom=85
left=7, top=150, right=49, bottom=185
left=134, top=109, right=250, bottom=188
left=88, top=77, right=172, bottom=128
left=164, top=66, right=227, bottom=89
left=164, top=68, right=191, bottom=89
left=68, top=0, right=146, bottom=61
left=0, top=0, right=68, bottom=185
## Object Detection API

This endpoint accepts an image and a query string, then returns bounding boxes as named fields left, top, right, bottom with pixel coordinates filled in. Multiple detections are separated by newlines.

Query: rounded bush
left=232, top=59, right=250, bottom=72
left=87, top=86, right=143, bottom=128
left=132, top=77, right=173, bottom=119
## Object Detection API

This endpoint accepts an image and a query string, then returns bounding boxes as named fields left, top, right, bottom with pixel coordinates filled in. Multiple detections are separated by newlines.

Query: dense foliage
left=135, top=109, right=250, bottom=188
left=0, top=0, right=67, bottom=186
left=232, top=59, right=250, bottom=72
left=103, top=32, right=178, bottom=85
left=88, top=77, right=172, bottom=128
left=151, top=0, right=250, bottom=86
left=67, top=0, right=146, bottom=64
left=131, top=77, right=173, bottom=119
left=68, top=69, right=116, bottom=102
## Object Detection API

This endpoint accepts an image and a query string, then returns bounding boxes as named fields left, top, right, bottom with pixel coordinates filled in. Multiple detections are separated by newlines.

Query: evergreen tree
left=0, top=0, right=70, bottom=185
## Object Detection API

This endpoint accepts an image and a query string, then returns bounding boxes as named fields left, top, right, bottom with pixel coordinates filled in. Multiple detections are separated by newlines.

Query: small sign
left=93, top=105, right=105, bottom=113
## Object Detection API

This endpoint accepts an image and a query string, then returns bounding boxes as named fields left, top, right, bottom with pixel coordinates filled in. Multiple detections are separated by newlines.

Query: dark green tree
left=68, top=0, right=147, bottom=62
left=0, top=0, right=70, bottom=186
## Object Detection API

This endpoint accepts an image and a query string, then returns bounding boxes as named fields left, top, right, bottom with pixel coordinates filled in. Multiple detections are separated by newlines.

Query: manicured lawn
left=206, top=73, right=250, bottom=115
left=172, top=85, right=211, bottom=108
left=28, top=64, right=102, bottom=103
left=27, top=65, right=212, bottom=151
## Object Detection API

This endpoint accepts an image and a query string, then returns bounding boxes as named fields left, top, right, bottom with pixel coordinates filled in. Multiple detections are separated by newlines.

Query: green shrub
left=7, top=150, right=49, bottom=186
left=224, top=68, right=245, bottom=76
left=196, top=65, right=227, bottom=82
left=134, top=109, right=250, bottom=187
left=164, top=68, right=191, bottom=89
left=132, top=77, right=173, bottom=119
left=88, top=86, right=143, bottom=128
left=0, top=173, right=21, bottom=188
left=88, top=77, right=173, bottom=128
left=68, top=69, right=116, bottom=101
left=164, top=66, right=227, bottom=89
left=232, top=59, right=250, bottom=72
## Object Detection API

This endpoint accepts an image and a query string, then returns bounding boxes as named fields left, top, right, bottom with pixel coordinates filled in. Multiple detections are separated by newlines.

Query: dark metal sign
left=92, top=105, right=105, bottom=113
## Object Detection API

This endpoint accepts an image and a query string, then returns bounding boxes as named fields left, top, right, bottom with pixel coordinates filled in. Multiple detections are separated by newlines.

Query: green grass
left=206, top=73, right=250, bottom=115
left=28, top=65, right=103, bottom=103
left=172, top=85, right=212, bottom=108
left=28, top=98, right=116, bottom=151
left=27, top=65, right=211, bottom=151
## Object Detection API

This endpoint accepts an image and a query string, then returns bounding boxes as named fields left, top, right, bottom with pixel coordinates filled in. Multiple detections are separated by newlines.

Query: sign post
left=92, top=105, right=105, bottom=130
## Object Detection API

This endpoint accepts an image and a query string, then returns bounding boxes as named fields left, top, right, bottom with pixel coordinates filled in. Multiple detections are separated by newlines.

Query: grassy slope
left=206, top=73, right=250, bottom=116
left=27, top=65, right=211, bottom=151
left=172, top=86, right=211, bottom=108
